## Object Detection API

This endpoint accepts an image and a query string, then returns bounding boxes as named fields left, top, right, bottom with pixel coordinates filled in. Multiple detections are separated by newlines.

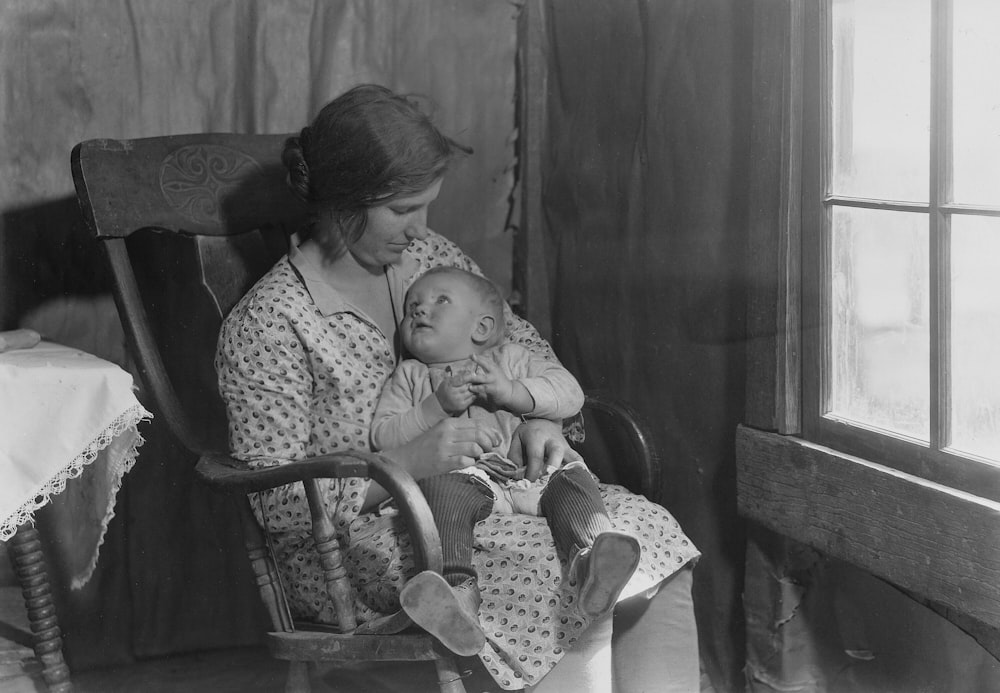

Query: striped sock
left=417, top=473, right=493, bottom=586
left=539, top=465, right=612, bottom=559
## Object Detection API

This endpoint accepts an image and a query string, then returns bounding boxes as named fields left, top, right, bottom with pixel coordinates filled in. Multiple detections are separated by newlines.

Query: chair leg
left=239, top=497, right=293, bottom=631
left=434, top=655, right=469, bottom=693
left=284, top=660, right=311, bottom=693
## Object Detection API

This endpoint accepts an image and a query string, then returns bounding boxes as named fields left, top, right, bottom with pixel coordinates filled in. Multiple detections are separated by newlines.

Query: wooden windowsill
left=736, top=424, right=1000, bottom=641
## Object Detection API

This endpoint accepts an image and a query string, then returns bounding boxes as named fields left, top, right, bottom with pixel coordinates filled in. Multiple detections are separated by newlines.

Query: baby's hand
left=435, top=367, right=477, bottom=415
left=467, top=355, right=518, bottom=409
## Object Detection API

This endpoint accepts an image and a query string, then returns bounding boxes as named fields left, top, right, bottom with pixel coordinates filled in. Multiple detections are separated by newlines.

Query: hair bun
left=282, top=134, right=311, bottom=202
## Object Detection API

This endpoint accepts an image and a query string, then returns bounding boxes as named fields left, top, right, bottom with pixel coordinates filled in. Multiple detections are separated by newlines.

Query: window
left=802, top=0, right=1000, bottom=501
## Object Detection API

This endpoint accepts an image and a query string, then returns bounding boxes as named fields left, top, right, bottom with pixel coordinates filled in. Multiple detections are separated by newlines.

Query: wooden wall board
left=736, top=424, right=1000, bottom=633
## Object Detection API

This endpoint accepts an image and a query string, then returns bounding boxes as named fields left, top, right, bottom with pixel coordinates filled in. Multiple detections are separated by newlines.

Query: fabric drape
left=541, top=1, right=753, bottom=688
left=1, top=0, right=517, bottom=667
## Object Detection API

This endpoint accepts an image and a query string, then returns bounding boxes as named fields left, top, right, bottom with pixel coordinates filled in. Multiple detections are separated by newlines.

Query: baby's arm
left=371, top=361, right=453, bottom=451
left=468, top=354, right=535, bottom=415
left=468, top=345, right=584, bottom=421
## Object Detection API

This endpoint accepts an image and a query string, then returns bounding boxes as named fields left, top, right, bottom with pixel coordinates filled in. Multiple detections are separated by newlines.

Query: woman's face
left=348, top=178, right=443, bottom=269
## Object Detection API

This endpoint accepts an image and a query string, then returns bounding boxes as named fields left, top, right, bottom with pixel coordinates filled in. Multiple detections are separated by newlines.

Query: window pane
left=828, top=207, right=929, bottom=440
left=953, top=0, right=1000, bottom=207
left=951, top=216, right=1000, bottom=461
left=831, top=0, right=930, bottom=201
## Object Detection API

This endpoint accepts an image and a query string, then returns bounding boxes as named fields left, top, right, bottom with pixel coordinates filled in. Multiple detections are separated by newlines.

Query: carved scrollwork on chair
left=159, top=144, right=263, bottom=225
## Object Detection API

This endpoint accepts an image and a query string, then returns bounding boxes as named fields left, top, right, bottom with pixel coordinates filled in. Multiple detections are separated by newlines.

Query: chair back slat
left=72, top=135, right=305, bottom=454
left=72, top=135, right=300, bottom=238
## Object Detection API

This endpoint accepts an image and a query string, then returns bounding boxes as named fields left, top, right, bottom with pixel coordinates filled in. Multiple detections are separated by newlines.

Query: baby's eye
left=436, top=296, right=450, bottom=304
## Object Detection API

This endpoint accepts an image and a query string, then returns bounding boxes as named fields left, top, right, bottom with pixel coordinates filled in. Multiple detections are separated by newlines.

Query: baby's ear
left=471, top=314, right=497, bottom=346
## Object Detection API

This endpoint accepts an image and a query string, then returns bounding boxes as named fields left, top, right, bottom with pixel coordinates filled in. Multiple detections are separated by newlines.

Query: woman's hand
left=507, top=419, right=582, bottom=481
left=380, top=417, right=500, bottom=478
left=365, top=418, right=501, bottom=510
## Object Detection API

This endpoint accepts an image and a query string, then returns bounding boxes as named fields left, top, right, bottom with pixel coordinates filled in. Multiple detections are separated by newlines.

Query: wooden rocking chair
left=70, top=134, right=661, bottom=693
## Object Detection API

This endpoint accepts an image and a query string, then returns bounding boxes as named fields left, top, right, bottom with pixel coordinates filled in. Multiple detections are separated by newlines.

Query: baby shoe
left=400, top=571, right=485, bottom=656
left=571, top=531, right=641, bottom=619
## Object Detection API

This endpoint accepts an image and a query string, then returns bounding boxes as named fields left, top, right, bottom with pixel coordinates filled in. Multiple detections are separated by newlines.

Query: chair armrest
left=581, top=390, right=662, bottom=500
left=195, top=450, right=442, bottom=574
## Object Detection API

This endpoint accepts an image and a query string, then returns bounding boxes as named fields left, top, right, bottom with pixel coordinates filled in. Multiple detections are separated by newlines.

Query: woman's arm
left=216, top=301, right=369, bottom=531
left=364, top=417, right=502, bottom=509
left=216, top=307, right=312, bottom=466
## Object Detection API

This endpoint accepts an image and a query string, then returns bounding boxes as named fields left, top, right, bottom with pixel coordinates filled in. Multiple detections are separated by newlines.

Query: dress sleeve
left=216, top=303, right=312, bottom=466
left=215, top=290, right=367, bottom=533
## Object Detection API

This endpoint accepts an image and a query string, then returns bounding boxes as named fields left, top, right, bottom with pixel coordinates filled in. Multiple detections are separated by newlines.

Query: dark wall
left=0, top=198, right=112, bottom=329
left=541, top=1, right=753, bottom=689
left=2, top=200, right=269, bottom=667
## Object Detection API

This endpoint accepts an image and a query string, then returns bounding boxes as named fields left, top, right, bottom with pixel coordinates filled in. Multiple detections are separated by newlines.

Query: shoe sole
left=578, top=532, right=641, bottom=619
left=399, top=571, right=486, bottom=656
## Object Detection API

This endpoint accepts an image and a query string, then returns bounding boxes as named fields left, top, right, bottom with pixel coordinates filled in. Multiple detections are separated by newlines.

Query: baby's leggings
left=417, top=464, right=613, bottom=586
left=417, top=473, right=493, bottom=586
left=539, top=463, right=614, bottom=559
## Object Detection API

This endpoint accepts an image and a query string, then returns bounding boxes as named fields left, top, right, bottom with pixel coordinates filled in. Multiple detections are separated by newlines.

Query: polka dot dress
left=215, top=231, right=700, bottom=689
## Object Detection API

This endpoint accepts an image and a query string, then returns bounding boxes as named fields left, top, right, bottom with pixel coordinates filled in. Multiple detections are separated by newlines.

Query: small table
left=0, top=342, right=151, bottom=692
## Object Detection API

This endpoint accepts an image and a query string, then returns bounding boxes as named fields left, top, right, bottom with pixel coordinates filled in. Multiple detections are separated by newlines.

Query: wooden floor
left=0, top=537, right=480, bottom=692
left=0, top=579, right=491, bottom=693
left=0, top=595, right=475, bottom=693
left=0, top=590, right=471, bottom=693
left=0, top=544, right=713, bottom=692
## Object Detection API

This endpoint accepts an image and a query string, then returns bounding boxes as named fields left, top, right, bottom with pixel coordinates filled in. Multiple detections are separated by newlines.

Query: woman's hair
left=282, top=84, right=470, bottom=258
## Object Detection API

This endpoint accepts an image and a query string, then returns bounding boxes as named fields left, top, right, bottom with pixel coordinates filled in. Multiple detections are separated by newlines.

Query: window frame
left=738, top=0, right=1000, bottom=657
left=800, top=0, right=1000, bottom=503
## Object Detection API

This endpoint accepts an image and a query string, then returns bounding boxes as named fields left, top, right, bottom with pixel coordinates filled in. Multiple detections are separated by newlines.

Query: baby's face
left=401, top=273, right=483, bottom=364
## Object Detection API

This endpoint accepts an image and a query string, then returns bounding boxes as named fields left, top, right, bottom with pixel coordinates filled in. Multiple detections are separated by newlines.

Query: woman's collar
left=288, top=238, right=419, bottom=318
left=288, top=240, right=350, bottom=316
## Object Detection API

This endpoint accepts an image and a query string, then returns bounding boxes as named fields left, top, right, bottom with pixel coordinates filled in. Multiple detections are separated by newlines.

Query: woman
left=216, top=84, right=700, bottom=692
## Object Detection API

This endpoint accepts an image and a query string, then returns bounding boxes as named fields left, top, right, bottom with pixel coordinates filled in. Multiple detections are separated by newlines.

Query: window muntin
left=804, top=0, right=1000, bottom=500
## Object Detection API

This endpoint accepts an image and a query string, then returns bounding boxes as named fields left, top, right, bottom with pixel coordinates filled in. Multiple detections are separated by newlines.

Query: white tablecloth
left=0, top=341, right=151, bottom=587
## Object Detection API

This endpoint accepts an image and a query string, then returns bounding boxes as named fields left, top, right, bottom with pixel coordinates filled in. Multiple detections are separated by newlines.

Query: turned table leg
left=7, top=525, right=73, bottom=693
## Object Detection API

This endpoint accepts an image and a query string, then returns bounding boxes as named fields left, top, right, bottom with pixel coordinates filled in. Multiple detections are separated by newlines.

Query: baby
left=372, top=266, right=640, bottom=651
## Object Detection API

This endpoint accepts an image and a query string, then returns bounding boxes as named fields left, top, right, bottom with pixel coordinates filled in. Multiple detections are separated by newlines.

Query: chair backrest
left=72, top=135, right=306, bottom=454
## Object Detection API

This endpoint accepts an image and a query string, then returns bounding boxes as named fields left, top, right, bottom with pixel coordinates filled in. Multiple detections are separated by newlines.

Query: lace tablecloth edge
left=0, top=404, right=153, bottom=558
